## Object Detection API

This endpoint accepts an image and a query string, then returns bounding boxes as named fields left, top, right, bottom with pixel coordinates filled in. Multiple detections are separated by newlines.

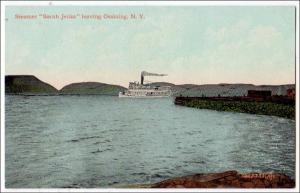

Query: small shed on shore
left=287, top=88, right=295, bottom=99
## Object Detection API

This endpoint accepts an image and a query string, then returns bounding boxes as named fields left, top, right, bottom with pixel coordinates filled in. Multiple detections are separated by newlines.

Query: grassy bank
left=177, top=98, right=295, bottom=119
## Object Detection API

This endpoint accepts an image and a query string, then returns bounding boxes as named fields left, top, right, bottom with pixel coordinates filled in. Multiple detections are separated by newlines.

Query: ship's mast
left=140, top=71, right=167, bottom=85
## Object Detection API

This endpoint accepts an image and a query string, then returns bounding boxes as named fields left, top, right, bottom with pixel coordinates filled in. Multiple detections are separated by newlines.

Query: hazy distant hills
left=5, top=75, right=58, bottom=94
left=5, top=75, right=295, bottom=97
left=60, top=82, right=125, bottom=95
left=150, top=82, right=295, bottom=97
left=175, top=83, right=295, bottom=97
left=146, top=82, right=175, bottom=87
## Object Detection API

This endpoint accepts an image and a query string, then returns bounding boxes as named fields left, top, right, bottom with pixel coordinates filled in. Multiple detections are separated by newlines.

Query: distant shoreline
left=5, top=75, right=295, bottom=97
left=5, top=93, right=120, bottom=96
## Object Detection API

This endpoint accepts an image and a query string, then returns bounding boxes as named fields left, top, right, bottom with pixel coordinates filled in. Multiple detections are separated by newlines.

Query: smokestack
left=141, top=75, right=144, bottom=85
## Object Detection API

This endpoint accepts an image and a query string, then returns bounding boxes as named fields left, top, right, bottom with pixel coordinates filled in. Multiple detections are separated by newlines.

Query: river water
left=5, top=95, right=295, bottom=188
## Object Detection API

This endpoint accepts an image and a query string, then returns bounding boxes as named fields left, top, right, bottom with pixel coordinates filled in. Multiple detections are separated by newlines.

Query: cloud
left=206, top=20, right=249, bottom=42
left=163, top=20, right=294, bottom=85
left=247, top=26, right=281, bottom=48
left=6, top=6, right=295, bottom=87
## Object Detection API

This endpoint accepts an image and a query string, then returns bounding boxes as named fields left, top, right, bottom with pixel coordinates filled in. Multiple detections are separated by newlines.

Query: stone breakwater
left=151, top=171, right=295, bottom=188
left=174, top=96, right=295, bottom=119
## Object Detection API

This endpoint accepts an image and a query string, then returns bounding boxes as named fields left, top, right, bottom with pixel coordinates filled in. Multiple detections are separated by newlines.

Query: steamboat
left=119, top=71, right=172, bottom=98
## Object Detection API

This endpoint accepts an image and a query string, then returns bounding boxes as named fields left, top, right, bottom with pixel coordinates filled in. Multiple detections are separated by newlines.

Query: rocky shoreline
left=122, top=171, right=295, bottom=188
left=151, top=170, right=295, bottom=188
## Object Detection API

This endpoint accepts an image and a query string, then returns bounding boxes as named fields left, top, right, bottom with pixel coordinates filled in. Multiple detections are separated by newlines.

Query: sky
left=5, top=6, right=296, bottom=89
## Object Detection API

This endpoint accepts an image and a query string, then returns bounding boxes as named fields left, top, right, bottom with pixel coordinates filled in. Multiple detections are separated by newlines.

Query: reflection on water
left=5, top=95, right=295, bottom=188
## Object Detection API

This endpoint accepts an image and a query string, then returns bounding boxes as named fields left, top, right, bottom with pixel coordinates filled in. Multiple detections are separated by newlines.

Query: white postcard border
left=1, top=1, right=299, bottom=193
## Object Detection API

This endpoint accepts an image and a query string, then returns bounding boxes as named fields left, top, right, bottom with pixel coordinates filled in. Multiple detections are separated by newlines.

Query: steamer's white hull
left=118, top=88, right=172, bottom=98
left=118, top=92, right=171, bottom=98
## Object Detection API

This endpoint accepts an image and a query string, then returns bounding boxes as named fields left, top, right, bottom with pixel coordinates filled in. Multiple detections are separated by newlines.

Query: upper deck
left=128, top=82, right=171, bottom=91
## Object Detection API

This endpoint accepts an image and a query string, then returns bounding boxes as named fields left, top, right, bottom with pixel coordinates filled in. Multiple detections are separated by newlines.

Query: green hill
left=60, top=82, right=125, bottom=96
left=5, top=75, right=58, bottom=94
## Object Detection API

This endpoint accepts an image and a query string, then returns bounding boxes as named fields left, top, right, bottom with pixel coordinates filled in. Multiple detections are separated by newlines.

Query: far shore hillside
left=5, top=75, right=295, bottom=97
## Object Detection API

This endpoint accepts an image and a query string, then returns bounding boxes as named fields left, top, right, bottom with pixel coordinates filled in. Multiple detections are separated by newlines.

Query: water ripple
left=5, top=95, right=296, bottom=188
